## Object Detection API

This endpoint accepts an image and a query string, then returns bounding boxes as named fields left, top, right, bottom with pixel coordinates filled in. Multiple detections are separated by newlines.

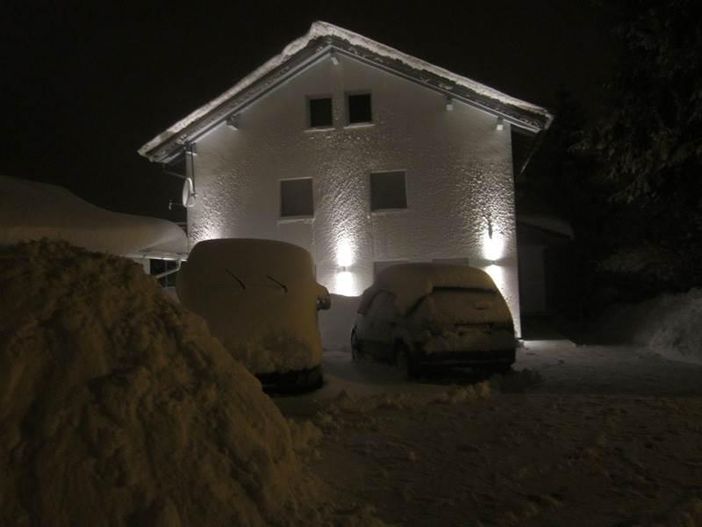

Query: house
left=138, top=21, right=553, bottom=337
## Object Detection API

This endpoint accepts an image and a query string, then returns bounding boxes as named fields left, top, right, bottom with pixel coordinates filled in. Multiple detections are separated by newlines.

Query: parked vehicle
left=176, top=238, right=330, bottom=391
left=351, top=263, right=515, bottom=377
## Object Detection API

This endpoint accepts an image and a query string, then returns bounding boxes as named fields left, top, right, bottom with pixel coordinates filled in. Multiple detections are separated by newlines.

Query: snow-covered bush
left=597, top=288, right=702, bottom=364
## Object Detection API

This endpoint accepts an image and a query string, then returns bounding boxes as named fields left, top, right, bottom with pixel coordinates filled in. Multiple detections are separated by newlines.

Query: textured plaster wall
left=188, top=53, right=521, bottom=335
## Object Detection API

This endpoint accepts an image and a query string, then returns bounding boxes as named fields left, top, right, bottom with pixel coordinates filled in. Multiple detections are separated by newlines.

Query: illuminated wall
left=187, top=52, right=522, bottom=336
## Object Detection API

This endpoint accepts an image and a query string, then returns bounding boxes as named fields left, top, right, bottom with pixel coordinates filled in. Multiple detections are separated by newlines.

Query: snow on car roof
left=183, top=238, right=319, bottom=283
left=0, top=175, right=188, bottom=259
left=358, top=263, right=499, bottom=315
left=176, top=238, right=329, bottom=373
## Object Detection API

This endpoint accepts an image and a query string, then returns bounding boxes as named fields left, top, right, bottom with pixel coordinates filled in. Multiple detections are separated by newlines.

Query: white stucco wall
left=187, top=53, right=521, bottom=336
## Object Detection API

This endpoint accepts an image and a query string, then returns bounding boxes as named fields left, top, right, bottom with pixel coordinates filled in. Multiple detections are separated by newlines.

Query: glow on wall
left=331, top=237, right=364, bottom=297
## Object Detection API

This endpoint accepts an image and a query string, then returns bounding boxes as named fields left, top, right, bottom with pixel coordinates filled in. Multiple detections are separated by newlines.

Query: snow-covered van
left=351, top=263, right=515, bottom=377
left=176, top=239, right=330, bottom=390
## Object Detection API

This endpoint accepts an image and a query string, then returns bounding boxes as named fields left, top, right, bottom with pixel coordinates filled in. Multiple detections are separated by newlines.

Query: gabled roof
left=139, top=21, right=553, bottom=163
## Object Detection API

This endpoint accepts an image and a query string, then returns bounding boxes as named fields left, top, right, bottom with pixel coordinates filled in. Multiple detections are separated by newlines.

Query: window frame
left=369, top=170, right=408, bottom=213
left=279, top=177, right=314, bottom=219
left=306, top=95, right=334, bottom=130
left=345, top=91, right=373, bottom=126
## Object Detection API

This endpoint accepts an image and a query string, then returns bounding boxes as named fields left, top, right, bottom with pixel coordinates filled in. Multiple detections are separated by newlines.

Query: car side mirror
left=316, top=286, right=331, bottom=311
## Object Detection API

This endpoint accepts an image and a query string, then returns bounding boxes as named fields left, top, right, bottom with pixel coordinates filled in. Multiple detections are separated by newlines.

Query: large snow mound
left=177, top=238, right=329, bottom=374
left=0, top=240, right=323, bottom=526
left=596, top=289, right=702, bottom=365
left=0, top=175, right=187, bottom=258
left=358, top=263, right=500, bottom=315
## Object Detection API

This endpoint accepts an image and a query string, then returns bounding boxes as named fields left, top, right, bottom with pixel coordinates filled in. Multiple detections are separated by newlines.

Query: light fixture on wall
left=226, top=114, right=240, bottom=130
left=496, top=117, right=504, bottom=131
left=481, top=214, right=504, bottom=262
left=330, top=50, right=340, bottom=66
left=445, top=96, right=454, bottom=111
left=181, top=177, right=196, bottom=208
left=336, top=239, right=354, bottom=270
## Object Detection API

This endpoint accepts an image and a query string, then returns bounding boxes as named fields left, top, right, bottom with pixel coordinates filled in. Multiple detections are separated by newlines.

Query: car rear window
left=410, top=287, right=510, bottom=326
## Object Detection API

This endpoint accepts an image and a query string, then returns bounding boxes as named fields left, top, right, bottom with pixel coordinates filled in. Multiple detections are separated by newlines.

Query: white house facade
left=139, top=22, right=553, bottom=337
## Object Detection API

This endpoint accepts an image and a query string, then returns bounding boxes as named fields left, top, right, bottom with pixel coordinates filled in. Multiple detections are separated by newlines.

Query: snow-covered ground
left=277, top=341, right=702, bottom=526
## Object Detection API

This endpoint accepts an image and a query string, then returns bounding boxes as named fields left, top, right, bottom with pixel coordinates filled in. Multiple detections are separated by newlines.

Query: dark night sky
left=1, top=0, right=616, bottom=221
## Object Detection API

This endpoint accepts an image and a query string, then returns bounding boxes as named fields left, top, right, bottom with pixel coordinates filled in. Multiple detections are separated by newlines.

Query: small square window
left=370, top=171, right=407, bottom=211
left=308, top=97, right=333, bottom=128
left=347, top=93, right=372, bottom=124
left=280, top=178, right=313, bottom=217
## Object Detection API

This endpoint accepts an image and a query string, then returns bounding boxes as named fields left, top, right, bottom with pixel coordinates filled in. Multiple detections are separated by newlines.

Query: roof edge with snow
left=139, top=21, right=554, bottom=163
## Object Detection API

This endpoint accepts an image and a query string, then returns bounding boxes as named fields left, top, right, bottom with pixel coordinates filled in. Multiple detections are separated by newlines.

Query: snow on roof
left=139, top=21, right=553, bottom=163
left=358, top=263, right=499, bottom=315
left=0, top=175, right=188, bottom=258
left=518, top=214, right=574, bottom=238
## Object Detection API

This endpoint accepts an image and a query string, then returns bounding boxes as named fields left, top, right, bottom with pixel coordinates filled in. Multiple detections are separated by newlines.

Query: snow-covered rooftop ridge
left=139, top=21, right=552, bottom=161
left=308, top=21, right=550, bottom=115
left=0, top=175, right=188, bottom=259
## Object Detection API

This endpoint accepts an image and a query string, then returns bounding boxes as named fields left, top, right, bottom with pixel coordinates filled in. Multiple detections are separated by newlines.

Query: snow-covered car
left=176, top=239, right=330, bottom=391
left=351, top=263, right=515, bottom=377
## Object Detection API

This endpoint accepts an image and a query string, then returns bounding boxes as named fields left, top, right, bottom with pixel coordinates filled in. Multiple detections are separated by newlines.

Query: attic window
left=280, top=178, right=314, bottom=217
left=370, top=171, right=407, bottom=211
left=347, top=93, right=372, bottom=124
left=308, top=97, right=333, bottom=128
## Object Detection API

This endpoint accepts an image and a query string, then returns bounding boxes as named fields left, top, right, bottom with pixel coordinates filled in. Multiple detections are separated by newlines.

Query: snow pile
left=599, top=244, right=679, bottom=282
left=596, top=289, right=702, bottom=364
left=0, top=175, right=187, bottom=258
left=315, top=383, right=491, bottom=433
left=177, top=239, right=329, bottom=374
left=358, top=263, right=500, bottom=315
left=0, top=240, right=324, bottom=526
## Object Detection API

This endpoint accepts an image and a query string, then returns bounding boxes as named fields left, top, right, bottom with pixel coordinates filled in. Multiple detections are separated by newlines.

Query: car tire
left=395, top=343, right=418, bottom=379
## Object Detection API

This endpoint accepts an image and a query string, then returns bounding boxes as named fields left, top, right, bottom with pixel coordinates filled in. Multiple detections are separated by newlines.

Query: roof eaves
left=139, top=21, right=553, bottom=163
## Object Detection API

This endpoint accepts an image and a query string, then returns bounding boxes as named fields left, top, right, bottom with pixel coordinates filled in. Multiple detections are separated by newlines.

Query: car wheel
left=395, top=343, right=418, bottom=379
left=351, top=330, right=363, bottom=361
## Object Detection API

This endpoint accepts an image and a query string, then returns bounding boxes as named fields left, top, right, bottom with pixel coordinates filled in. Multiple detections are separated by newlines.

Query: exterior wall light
left=445, top=96, right=454, bottom=111
left=496, top=117, right=504, bottom=131
left=330, top=51, right=340, bottom=66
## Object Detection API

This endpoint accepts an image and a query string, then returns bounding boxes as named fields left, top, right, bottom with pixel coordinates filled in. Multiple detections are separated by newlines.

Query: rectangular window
left=280, top=178, right=313, bottom=217
left=370, top=171, right=407, bottom=211
left=347, top=93, right=372, bottom=124
left=308, top=97, right=333, bottom=128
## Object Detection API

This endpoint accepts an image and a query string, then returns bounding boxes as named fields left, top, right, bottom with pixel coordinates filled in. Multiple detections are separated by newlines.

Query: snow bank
left=177, top=239, right=329, bottom=374
left=358, top=263, right=500, bottom=315
left=596, top=289, right=702, bottom=364
left=0, top=240, right=325, bottom=526
left=0, top=175, right=187, bottom=258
